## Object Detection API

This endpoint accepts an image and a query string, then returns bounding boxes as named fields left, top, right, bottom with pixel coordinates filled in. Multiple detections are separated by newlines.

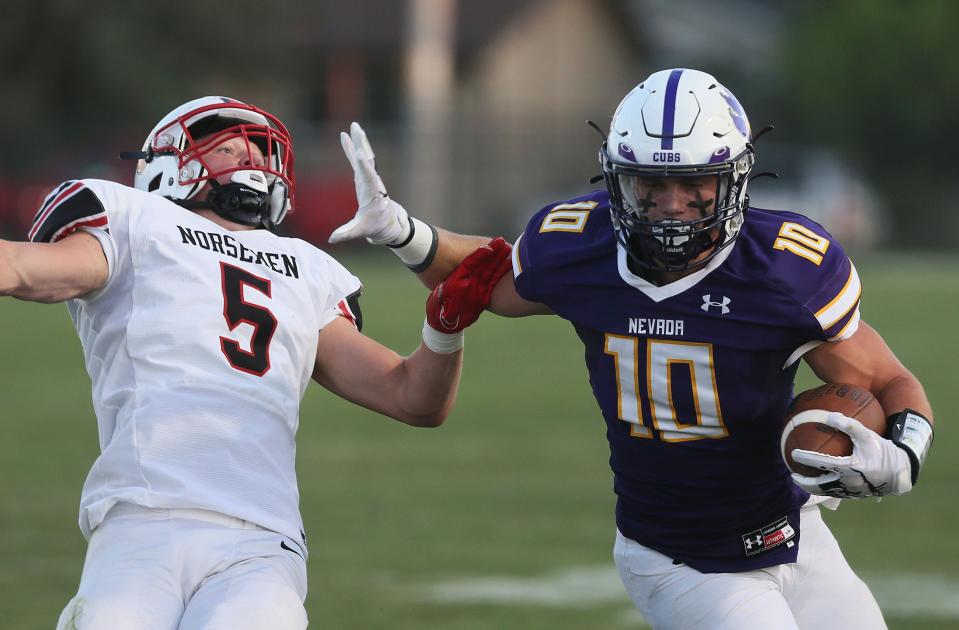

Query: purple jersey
left=512, top=190, right=861, bottom=573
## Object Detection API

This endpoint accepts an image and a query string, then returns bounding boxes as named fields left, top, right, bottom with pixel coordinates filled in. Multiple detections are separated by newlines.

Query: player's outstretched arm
left=330, top=122, right=549, bottom=317
left=311, top=238, right=512, bottom=427
left=0, top=232, right=107, bottom=303
left=793, top=322, right=934, bottom=497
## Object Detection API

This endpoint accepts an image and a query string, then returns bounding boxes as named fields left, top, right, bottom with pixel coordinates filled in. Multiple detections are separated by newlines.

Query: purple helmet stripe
left=661, top=69, right=684, bottom=150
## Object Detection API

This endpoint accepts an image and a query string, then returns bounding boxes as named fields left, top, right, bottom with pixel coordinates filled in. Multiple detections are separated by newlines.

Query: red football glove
left=425, top=237, right=512, bottom=334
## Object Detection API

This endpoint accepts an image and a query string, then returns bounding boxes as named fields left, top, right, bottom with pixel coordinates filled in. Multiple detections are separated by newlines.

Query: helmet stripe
left=661, top=69, right=684, bottom=150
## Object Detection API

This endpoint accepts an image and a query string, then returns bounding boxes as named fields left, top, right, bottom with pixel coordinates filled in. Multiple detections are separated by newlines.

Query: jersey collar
left=616, top=237, right=737, bottom=302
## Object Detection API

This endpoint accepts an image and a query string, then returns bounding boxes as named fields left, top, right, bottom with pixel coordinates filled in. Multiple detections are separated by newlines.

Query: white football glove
left=790, top=411, right=912, bottom=498
left=329, top=122, right=412, bottom=246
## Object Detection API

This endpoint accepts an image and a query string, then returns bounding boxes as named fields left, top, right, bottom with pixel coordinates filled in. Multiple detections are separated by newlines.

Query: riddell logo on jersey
left=701, top=294, right=731, bottom=314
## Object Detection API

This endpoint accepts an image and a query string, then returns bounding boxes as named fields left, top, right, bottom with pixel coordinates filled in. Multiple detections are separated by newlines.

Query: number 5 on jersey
left=219, top=262, right=277, bottom=376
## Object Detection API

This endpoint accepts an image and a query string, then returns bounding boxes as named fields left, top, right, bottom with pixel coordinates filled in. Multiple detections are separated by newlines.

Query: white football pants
left=56, top=503, right=308, bottom=630
left=614, top=503, right=885, bottom=629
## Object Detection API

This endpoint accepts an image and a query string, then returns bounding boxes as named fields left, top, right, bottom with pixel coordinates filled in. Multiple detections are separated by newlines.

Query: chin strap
left=206, top=180, right=270, bottom=226
left=177, top=180, right=271, bottom=228
left=620, top=222, right=720, bottom=275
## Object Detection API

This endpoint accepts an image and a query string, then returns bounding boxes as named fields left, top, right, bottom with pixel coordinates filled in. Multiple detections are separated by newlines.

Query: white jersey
left=30, top=179, right=362, bottom=548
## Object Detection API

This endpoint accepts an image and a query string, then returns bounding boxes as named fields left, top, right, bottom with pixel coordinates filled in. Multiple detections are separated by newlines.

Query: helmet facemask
left=131, top=98, right=295, bottom=229
left=605, top=155, right=752, bottom=273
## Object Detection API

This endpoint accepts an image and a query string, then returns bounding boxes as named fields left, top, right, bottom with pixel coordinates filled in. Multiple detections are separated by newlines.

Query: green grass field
left=1, top=249, right=956, bottom=629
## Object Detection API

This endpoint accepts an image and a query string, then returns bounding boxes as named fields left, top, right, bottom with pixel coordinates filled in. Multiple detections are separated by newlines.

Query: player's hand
left=790, top=411, right=913, bottom=498
left=329, top=122, right=411, bottom=245
left=426, top=238, right=512, bottom=334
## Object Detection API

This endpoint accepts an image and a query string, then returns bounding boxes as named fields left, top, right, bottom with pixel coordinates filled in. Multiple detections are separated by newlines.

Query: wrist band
left=388, top=216, right=416, bottom=248
left=422, top=319, right=464, bottom=354
left=387, top=217, right=437, bottom=270
left=887, top=409, right=934, bottom=485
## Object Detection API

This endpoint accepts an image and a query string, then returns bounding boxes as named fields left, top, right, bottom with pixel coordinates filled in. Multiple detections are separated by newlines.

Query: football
left=781, top=383, right=887, bottom=476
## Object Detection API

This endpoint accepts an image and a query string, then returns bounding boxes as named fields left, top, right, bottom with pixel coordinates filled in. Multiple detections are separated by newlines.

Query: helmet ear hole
left=148, top=174, right=162, bottom=192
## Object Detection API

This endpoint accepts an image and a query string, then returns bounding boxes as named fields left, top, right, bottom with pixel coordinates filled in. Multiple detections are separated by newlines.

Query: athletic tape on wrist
left=387, top=216, right=416, bottom=248
left=387, top=217, right=437, bottom=270
left=887, top=409, right=934, bottom=485
left=421, top=319, right=464, bottom=354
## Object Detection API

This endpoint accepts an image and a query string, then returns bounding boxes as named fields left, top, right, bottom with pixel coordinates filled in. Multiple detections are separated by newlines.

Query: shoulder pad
left=29, top=180, right=108, bottom=243
left=742, top=209, right=860, bottom=340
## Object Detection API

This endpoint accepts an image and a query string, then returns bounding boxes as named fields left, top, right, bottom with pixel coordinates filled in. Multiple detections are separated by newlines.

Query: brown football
left=781, top=383, right=887, bottom=476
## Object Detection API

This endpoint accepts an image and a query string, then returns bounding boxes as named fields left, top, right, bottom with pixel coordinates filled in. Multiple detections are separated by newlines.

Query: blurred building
left=288, top=0, right=642, bottom=240
left=1, top=0, right=880, bottom=248
left=292, top=0, right=879, bottom=245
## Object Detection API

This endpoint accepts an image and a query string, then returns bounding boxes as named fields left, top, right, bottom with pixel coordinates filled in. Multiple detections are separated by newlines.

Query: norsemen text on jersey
left=177, top=225, right=300, bottom=278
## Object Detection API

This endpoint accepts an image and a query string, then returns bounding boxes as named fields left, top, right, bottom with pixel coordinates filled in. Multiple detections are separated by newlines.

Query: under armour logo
left=744, top=535, right=762, bottom=549
left=701, top=294, right=731, bottom=314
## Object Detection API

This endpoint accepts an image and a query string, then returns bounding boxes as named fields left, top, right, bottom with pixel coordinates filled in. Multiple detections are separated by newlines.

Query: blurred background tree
left=0, top=0, right=954, bottom=250
left=0, top=0, right=298, bottom=176
left=781, top=0, right=959, bottom=247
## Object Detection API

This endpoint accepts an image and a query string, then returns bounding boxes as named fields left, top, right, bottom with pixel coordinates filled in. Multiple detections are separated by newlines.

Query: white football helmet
left=127, top=96, right=295, bottom=228
left=600, top=69, right=755, bottom=271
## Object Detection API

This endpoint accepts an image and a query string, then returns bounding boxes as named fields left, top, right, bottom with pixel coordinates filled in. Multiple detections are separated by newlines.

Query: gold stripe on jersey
left=828, top=308, right=861, bottom=341
left=512, top=232, right=525, bottom=275
left=814, top=263, right=861, bottom=329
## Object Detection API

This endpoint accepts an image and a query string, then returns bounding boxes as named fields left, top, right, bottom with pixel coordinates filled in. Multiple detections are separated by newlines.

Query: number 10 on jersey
left=604, top=335, right=728, bottom=442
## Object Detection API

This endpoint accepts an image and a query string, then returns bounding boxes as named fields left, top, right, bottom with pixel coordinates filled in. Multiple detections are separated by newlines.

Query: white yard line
left=427, top=566, right=625, bottom=607
left=865, top=572, right=959, bottom=617
left=423, top=565, right=959, bottom=620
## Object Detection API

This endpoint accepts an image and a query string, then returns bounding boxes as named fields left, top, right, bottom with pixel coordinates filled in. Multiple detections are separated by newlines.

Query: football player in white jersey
left=330, top=69, right=935, bottom=629
left=0, top=96, right=512, bottom=630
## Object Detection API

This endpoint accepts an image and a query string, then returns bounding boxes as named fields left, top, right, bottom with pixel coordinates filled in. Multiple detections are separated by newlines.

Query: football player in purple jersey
left=332, top=69, right=934, bottom=628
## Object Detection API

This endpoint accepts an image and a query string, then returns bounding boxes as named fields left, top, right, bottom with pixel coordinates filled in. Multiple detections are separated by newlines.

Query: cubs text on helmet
left=126, top=96, right=295, bottom=228
left=600, top=68, right=755, bottom=272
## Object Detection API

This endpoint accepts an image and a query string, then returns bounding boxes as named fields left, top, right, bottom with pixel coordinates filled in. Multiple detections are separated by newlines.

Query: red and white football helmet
left=129, top=96, right=295, bottom=228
